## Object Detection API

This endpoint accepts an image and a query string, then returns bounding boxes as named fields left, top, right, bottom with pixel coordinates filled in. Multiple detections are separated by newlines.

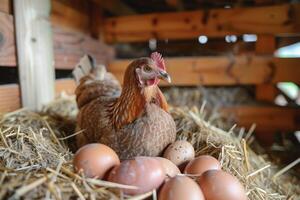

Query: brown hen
left=73, top=53, right=176, bottom=159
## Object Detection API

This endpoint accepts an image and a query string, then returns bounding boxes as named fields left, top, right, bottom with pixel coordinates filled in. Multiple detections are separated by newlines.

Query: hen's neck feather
left=110, top=65, right=168, bottom=129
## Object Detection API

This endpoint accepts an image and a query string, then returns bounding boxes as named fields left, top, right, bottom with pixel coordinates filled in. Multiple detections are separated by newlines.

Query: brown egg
left=159, top=175, right=205, bottom=200
left=198, top=170, right=247, bottom=200
left=73, top=143, right=120, bottom=179
left=184, top=155, right=221, bottom=176
left=153, top=157, right=181, bottom=178
left=163, top=140, right=195, bottom=166
left=108, top=157, right=165, bottom=195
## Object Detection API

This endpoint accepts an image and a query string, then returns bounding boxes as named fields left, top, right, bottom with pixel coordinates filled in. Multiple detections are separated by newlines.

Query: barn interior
left=0, top=0, right=299, bottom=199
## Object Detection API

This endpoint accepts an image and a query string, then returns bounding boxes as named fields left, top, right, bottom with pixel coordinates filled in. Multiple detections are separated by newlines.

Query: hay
left=0, top=97, right=299, bottom=200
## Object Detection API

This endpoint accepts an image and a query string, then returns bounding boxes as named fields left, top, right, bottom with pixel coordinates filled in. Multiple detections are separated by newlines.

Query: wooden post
left=255, top=35, right=277, bottom=103
left=14, top=0, right=55, bottom=110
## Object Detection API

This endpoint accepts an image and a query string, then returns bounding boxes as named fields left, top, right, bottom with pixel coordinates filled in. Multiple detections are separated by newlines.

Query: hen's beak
left=158, top=70, right=171, bottom=83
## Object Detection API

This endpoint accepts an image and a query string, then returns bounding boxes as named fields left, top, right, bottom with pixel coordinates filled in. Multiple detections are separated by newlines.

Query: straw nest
left=0, top=95, right=299, bottom=200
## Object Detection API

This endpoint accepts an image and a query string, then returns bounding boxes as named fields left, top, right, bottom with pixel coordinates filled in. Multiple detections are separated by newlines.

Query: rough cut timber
left=92, top=0, right=136, bottom=16
left=0, top=0, right=11, bottom=14
left=51, top=0, right=90, bottom=34
left=221, top=106, right=300, bottom=133
left=53, top=27, right=114, bottom=69
left=0, top=11, right=114, bottom=68
left=104, top=3, right=300, bottom=42
left=0, top=79, right=76, bottom=113
left=14, top=0, right=55, bottom=111
left=109, top=56, right=300, bottom=86
left=0, top=11, right=16, bottom=66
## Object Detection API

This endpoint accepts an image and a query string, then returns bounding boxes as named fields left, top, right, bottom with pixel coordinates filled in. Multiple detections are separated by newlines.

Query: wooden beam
left=255, top=35, right=277, bottom=103
left=51, top=0, right=90, bottom=34
left=0, top=79, right=76, bottom=113
left=0, top=84, right=20, bottom=113
left=255, top=35, right=276, bottom=55
left=220, top=106, right=300, bottom=132
left=53, top=27, right=115, bottom=69
left=0, top=11, right=16, bottom=66
left=14, top=0, right=55, bottom=110
left=104, top=3, right=300, bottom=42
left=0, top=11, right=114, bottom=68
left=256, top=84, right=278, bottom=102
left=166, top=0, right=184, bottom=11
left=92, top=0, right=136, bottom=16
left=108, top=56, right=300, bottom=86
left=0, top=0, right=12, bottom=14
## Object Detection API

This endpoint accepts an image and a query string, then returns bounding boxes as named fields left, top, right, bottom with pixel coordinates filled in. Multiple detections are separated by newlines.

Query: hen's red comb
left=151, top=52, right=166, bottom=71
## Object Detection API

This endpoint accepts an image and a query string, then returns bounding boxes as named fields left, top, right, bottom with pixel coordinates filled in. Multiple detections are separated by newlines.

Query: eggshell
left=73, top=143, right=120, bottom=179
left=163, top=140, right=195, bottom=166
left=153, top=157, right=180, bottom=178
left=108, top=157, right=165, bottom=195
left=184, top=155, right=221, bottom=176
left=159, top=175, right=205, bottom=200
left=197, top=170, right=247, bottom=200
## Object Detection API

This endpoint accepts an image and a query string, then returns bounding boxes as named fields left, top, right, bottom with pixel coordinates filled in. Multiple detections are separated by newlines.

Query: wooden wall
left=0, top=0, right=113, bottom=112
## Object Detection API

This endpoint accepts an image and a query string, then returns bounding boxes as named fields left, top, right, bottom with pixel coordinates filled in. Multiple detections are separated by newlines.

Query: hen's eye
left=144, top=66, right=152, bottom=72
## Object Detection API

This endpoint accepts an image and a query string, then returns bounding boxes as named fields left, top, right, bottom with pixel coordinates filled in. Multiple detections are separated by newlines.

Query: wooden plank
left=0, top=12, right=16, bottom=66
left=0, top=79, right=77, bottom=113
left=166, top=0, right=184, bottom=11
left=53, top=27, right=115, bottom=69
left=92, top=0, right=136, bottom=16
left=108, top=56, right=300, bottom=86
left=104, top=3, right=300, bottom=42
left=51, top=0, right=90, bottom=34
left=0, top=84, right=20, bottom=113
left=255, top=35, right=277, bottom=103
left=0, top=12, right=114, bottom=68
left=0, top=0, right=12, bottom=14
left=255, top=35, right=276, bottom=55
left=256, top=84, right=278, bottom=102
left=14, top=0, right=55, bottom=110
left=55, top=78, right=76, bottom=94
left=220, top=106, right=300, bottom=132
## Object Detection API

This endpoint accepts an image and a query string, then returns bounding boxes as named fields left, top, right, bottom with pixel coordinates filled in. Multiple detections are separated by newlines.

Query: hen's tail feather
left=73, top=55, right=107, bottom=84
left=73, top=55, right=121, bottom=109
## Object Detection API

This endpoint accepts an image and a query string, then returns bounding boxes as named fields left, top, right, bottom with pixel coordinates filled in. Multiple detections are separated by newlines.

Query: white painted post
left=14, top=0, right=55, bottom=110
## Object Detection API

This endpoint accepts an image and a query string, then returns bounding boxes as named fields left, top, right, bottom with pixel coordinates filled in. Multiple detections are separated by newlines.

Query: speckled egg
left=197, top=170, right=247, bottom=200
left=73, top=143, right=120, bottom=179
left=184, top=155, right=221, bottom=176
left=108, top=157, right=165, bottom=195
left=159, top=175, right=205, bottom=200
left=163, top=140, right=195, bottom=166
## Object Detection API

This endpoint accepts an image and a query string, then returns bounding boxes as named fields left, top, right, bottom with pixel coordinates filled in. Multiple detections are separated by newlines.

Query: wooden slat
left=51, top=0, right=90, bottom=34
left=55, top=79, right=76, bottom=94
left=104, top=3, right=300, bottom=42
left=0, top=11, right=114, bottom=68
left=0, top=11, right=16, bottom=66
left=0, top=84, right=20, bottom=113
left=221, top=106, right=300, bottom=132
left=0, top=0, right=12, bottom=14
left=92, top=0, right=136, bottom=16
left=108, top=56, right=300, bottom=86
left=255, top=35, right=276, bottom=55
left=255, top=35, right=277, bottom=103
left=256, top=84, right=278, bottom=102
left=0, top=79, right=77, bottom=113
left=53, top=27, right=114, bottom=69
